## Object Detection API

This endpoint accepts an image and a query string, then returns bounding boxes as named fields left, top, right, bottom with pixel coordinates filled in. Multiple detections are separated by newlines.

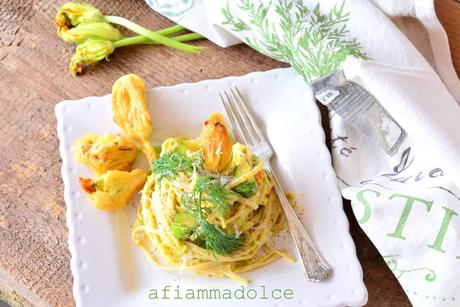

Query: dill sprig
left=196, top=175, right=238, bottom=217
left=200, top=220, right=243, bottom=254
left=177, top=175, right=242, bottom=254
left=151, top=150, right=202, bottom=181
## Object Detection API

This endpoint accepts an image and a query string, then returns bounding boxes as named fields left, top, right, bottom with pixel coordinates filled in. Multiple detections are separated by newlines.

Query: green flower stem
left=145, top=32, right=204, bottom=44
left=155, top=24, right=185, bottom=37
left=105, top=15, right=202, bottom=54
left=113, top=33, right=204, bottom=48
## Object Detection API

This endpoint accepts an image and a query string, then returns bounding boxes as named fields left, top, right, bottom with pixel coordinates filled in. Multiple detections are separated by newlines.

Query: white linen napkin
left=371, top=0, right=460, bottom=102
left=145, top=1, right=460, bottom=306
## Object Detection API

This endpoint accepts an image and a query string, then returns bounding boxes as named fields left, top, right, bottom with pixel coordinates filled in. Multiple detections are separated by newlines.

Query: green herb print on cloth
left=145, top=0, right=201, bottom=19
left=221, top=0, right=367, bottom=82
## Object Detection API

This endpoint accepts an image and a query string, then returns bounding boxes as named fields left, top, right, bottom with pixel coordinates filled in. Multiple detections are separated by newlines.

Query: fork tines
left=219, top=87, right=264, bottom=146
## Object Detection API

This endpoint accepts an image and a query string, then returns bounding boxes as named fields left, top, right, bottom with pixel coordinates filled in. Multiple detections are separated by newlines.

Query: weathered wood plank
left=436, top=0, right=460, bottom=77
left=1, top=0, right=458, bottom=306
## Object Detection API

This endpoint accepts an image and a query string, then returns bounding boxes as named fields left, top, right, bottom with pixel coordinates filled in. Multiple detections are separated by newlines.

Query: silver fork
left=219, top=87, right=332, bottom=282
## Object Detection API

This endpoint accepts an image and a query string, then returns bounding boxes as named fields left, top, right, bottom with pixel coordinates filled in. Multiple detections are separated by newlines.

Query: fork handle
left=265, top=163, right=332, bottom=282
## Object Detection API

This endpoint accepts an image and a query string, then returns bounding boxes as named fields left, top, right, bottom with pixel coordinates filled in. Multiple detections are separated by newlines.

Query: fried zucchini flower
left=69, top=39, right=115, bottom=75
left=200, top=113, right=233, bottom=172
left=58, top=21, right=123, bottom=44
left=112, top=74, right=157, bottom=161
left=75, top=134, right=137, bottom=175
left=79, top=169, right=147, bottom=210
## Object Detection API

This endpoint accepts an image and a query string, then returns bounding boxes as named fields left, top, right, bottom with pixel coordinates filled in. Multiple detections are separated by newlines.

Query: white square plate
left=56, top=68, right=367, bottom=307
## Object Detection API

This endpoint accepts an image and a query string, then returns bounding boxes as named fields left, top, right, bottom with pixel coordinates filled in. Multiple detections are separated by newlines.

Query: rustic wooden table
left=0, top=0, right=459, bottom=306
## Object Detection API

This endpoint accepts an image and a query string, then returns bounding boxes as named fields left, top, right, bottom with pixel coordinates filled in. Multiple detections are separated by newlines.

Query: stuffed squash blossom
left=76, top=74, right=153, bottom=210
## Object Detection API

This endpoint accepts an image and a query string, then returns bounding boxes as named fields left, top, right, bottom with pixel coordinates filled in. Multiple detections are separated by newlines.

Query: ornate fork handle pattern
left=266, top=164, right=332, bottom=282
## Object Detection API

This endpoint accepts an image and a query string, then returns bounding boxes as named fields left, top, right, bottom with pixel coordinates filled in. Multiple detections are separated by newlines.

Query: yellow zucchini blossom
left=54, top=2, right=104, bottom=29
left=75, top=134, right=137, bottom=176
left=79, top=169, right=147, bottom=210
left=58, top=21, right=123, bottom=44
left=69, top=39, right=115, bottom=75
left=200, top=113, right=233, bottom=172
left=112, top=74, right=157, bottom=161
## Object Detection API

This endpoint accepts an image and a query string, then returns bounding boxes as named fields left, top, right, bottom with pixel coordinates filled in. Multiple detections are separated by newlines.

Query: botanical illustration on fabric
left=145, top=0, right=201, bottom=19
left=221, top=0, right=367, bottom=82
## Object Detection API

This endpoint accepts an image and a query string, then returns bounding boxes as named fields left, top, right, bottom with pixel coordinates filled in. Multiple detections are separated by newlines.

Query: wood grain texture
left=436, top=0, right=460, bottom=77
left=0, top=0, right=458, bottom=306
